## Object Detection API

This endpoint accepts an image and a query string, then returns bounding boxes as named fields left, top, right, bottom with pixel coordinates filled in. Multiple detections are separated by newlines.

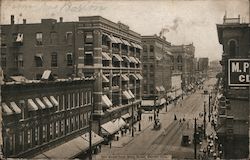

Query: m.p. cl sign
left=228, top=59, right=250, bottom=86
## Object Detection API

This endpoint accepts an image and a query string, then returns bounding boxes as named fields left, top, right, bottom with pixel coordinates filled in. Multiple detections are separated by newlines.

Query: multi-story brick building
left=1, top=78, right=104, bottom=159
left=75, top=16, right=143, bottom=138
left=171, top=44, right=195, bottom=91
left=141, top=35, right=172, bottom=110
left=1, top=15, right=76, bottom=80
left=216, top=15, right=250, bottom=159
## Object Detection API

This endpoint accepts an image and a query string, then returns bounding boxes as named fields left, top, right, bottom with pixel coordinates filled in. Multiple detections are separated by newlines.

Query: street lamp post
left=203, top=101, right=206, bottom=139
left=154, top=95, right=157, bottom=122
left=131, top=100, right=134, bottom=137
left=208, top=93, right=211, bottom=122
left=194, top=117, right=197, bottom=159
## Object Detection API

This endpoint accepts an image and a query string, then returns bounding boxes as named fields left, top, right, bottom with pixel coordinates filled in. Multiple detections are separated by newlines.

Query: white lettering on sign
left=243, top=62, right=249, bottom=72
left=239, top=75, right=250, bottom=83
left=231, top=62, right=241, bottom=72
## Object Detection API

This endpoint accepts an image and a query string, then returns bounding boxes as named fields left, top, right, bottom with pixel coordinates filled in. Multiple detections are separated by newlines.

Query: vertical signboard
left=228, top=59, right=250, bottom=86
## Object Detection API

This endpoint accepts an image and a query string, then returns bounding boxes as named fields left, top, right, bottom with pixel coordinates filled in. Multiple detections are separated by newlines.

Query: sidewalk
left=112, top=113, right=154, bottom=148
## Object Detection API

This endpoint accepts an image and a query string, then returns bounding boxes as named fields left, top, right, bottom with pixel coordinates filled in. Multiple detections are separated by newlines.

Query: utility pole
left=194, top=118, right=197, bottom=159
left=154, top=95, right=156, bottom=122
left=208, top=94, right=211, bottom=122
left=131, top=100, right=134, bottom=137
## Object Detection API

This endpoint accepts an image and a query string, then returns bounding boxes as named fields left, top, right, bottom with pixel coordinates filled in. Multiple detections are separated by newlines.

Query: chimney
left=59, top=17, right=63, bottom=22
left=23, top=19, right=26, bottom=24
left=11, top=15, right=14, bottom=24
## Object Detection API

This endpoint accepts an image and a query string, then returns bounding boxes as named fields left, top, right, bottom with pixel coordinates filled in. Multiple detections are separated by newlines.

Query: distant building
left=198, top=57, right=209, bottom=78
left=141, top=35, right=172, bottom=110
left=171, top=43, right=196, bottom=91
left=216, top=15, right=250, bottom=159
left=209, top=60, right=222, bottom=77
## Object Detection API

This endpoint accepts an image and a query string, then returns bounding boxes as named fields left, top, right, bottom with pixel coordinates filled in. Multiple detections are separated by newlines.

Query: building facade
left=171, top=44, right=195, bottom=91
left=198, top=57, right=209, bottom=78
left=216, top=15, right=250, bottom=159
left=141, top=35, right=172, bottom=110
left=1, top=16, right=76, bottom=80
left=1, top=78, right=103, bottom=158
left=75, top=16, right=143, bottom=137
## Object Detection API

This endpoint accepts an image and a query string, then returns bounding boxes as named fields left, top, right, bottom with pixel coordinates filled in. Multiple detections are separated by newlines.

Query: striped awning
left=2, top=103, right=14, bottom=115
left=113, top=54, right=123, bottom=61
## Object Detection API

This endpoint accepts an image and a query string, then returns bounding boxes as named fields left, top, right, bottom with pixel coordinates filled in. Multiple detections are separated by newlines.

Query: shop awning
left=28, top=99, right=39, bottom=111
left=122, top=91, right=132, bottom=99
left=103, top=33, right=116, bottom=43
left=34, top=131, right=102, bottom=159
left=101, top=121, right=119, bottom=135
left=9, top=102, right=21, bottom=114
left=113, top=54, right=123, bottom=61
left=122, top=55, right=132, bottom=63
left=141, top=100, right=154, bottom=107
left=10, top=76, right=27, bottom=82
left=102, top=52, right=111, bottom=61
left=135, top=73, right=143, bottom=80
left=113, top=37, right=123, bottom=44
left=50, top=96, right=59, bottom=107
left=160, top=98, right=166, bottom=105
left=102, top=74, right=109, bottom=83
left=159, top=86, right=165, bottom=92
left=128, top=90, right=135, bottom=99
left=121, top=39, right=131, bottom=46
left=102, top=95, right=113, bottom=108
left=129, top=56, right=138, bottom=64
left=114, top=118, right=126, bottom=128
left=42, top=97, right=53, bottom=108
left=130, top=42, right=137, bottom=48
left=136, top=44, right=143, bottom=50
left=81, top=131, right=104, bottom=146
left=121, top=74, right=129, bottom=81
left=121, top=113, right=131, bottom=119
left=2, top=103, right=14, bottom=115
left=155, top=86, right=161, bottom=92
left=35, top=98, right=46, bottom=109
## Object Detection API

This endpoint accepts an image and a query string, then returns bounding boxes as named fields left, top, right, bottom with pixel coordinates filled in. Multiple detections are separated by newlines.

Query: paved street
left=95, top=78, right=218, bottom=159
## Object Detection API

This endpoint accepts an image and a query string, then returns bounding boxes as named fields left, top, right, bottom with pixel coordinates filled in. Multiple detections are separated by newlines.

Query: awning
left=121, top=39, right=131, bottom=46
left=34, top=131, right=103, bottom=159
left=10, top=76, right=27, bottom=82
left=114, top=118, right=126, bottom=128
left=41, top=70, right=51, bottom=80
left=50, top=96, right=59, bottom=107
left=136, top=44, right=143, bottom=50
left=130, top=74, right=138, bottom=80
left=102, top=52, right=111, bottom=61
left=35, top=54, right=43, bottom=61
left=128, top=90, right=135, bottom=98
left=121, top=113, right=131, bottom=119
left=35, top=98, right=46, bottom=109
left=159, top=86, right=165, bottom=92
left=9, top=102, right=21, bottom=114
left=156, top=56, right=162, bottom=61
left=122, top=55, right=132, bottom=63
left=160, top=98, right=167, bottom=105
left=135, top=57, right=141, bottom=64
left=101, top=121, right=119, bottom=135
left=155, top=86, right=161, bottom=92
left=2, top=103, right=14, bottom=115
left=113, top=37, right=123, bottom=44
left=130, top=42, right=137, bottom=48
left=113, top=54, right=123, bottom=61
left=28, top=99, right=39, bottom=111
left=103, top=33, right=116, bottom=43
left=42, top=97, right=53, bottom=108
left=141, top=100, right=154, bottom=106
left=121, top=74, right=129, bottom=81
left=102, top=95, right=113, bottom=108
left=102, top=74, right=109, bottom=83
left=136, top=73, right=143, bottom=80
left=129, top=56, right=138, bottom=64
left=122, top=91, right=132, bottom=99
left=81, top=131, right=104, bottom=146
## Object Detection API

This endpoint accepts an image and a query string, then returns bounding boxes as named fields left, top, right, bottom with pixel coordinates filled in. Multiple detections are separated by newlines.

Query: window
left=177, top=55, right=182, bottom=63
left=1, top=34, right=6, bottom=46
left=85, top=32, right=93, bottom=43
left=66, top=32, right=73, bottom=45
left=18, top=54, right=24, bottom=67
left=49, top=123, right=54, bottom=139
left=42, top=125, right=47, bottom=143
left=35, top=54, right=43, bottom=67
left=27, top=129, right=32, bottom=147
left=1, top=53, right=6, bottom=68
left=34, top=127, right=38, bottom=145
left=150, top=45, right=154, bottom=52
left=66, top=53, right=73, bottom=66
left=61, top=120, right=64, bottom=135
left=51, top=52, right=57, bottom=67
left=36, top=33, right=42, bottom=45
left=84, top=54, right=93, bottom=65
left=68, top=94, right=71, bottom=109
left=50, top=32, right=58, bottom=44
left=19, top=132, right=23, bottom=150
left=55, top=121, right=59, bottom=137
left=143, top=45, right=148, bottom=52
left=229, top=40, right=237, bottom=57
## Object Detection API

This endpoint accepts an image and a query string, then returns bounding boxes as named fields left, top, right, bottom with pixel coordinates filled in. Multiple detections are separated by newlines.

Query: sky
left=0, top=0, right=249, bottom=61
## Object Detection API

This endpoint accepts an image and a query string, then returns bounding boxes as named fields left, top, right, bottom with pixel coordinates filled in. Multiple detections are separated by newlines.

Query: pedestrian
left=148, top=116, right=150, bottom=121
left=174, top=114, right=177, bottom=120
left=179, top=119, right=182, bottom=123
left=109, top=141, right=112, bottom=148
